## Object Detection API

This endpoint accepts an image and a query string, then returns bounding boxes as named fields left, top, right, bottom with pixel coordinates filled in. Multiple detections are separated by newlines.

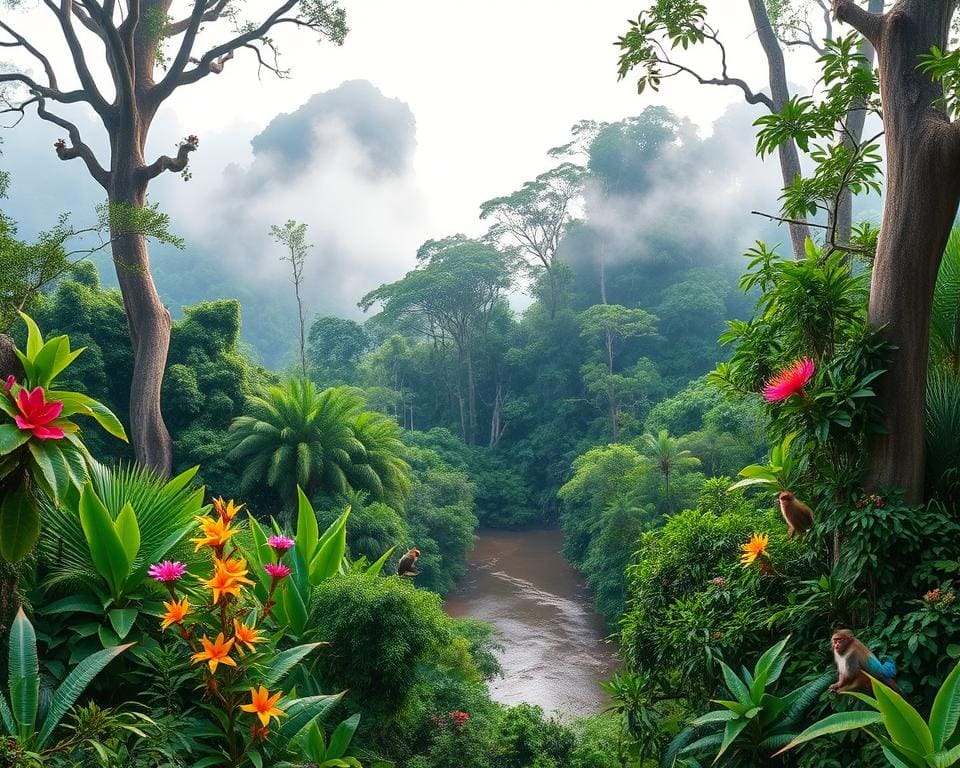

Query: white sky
left=3, top=1, right=824, bottom=238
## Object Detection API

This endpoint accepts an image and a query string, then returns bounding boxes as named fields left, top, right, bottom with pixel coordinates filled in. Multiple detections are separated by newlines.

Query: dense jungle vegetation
left=3, top=0, right=960, bottom=767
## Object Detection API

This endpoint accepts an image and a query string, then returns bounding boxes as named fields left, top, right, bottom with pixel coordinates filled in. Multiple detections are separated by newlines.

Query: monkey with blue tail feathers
left=830, top=629, right=897, bottom=693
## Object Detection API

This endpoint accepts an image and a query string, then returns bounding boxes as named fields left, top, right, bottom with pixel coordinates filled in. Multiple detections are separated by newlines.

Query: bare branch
left=173, top=0, right=299, bottom=90
left=137, top=138, right=198, bottom=181
left=0, top=21, right=61, bottom=89
left=651, top=40, right=774, bottom=110
left=42, top=0, right=111, bottom=116
left=0, top=72, right=92, bottom=106
left=165, top=0, right=231, bottom=36
left=33, top=102, right=111, bottom=188
left=833, top=0, right=884, bottom=48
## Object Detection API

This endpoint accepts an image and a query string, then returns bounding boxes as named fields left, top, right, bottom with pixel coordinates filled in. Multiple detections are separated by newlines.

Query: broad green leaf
left=27, top=441, right=70, bottom=501
left=872, top=679, right=933, bottom=755
left=311, top=508, right=349, bottom=583
left=0, top=424, right=29, bottom=456
left=328, top=713, right=361, bottom=759
left=280, top=580, right=309, bottom=637
left=279, top=693, right=344, bottom=741
left=114, top=502, right=141, bottom=566
left=719, top=661, right=753, bottom=706
left=751, top=636, right=789, bottom=700
left=39, top=595, right=103, bottom=616
left=0, top=488, right=40, bottom=563
left=107, top=609, right=138, bottom=640
left=362, top=546, right=396, bottom=580
left=691, top=709, right=738, bottom=725
left=774, top=711, right=883, bottom=756
left=295, top=486, right=319, bottom=566
left=930, top=661, right=960, bottom=749
left=716, top=717, right=750, bottom=761
left=36, top=643, right=132, bottom=748
left=48, top=391, right=127, bottom=441
left=262, top=643, right=324, bottom=688
left=18, top=312, right=43, bottom=361
left=8, top=608, right=39, bottom=740
left=47, top=338, right=84, bottom=386
left=934, top=741, right=960, bottom=768
left=78, top=484, right=129, bottom=599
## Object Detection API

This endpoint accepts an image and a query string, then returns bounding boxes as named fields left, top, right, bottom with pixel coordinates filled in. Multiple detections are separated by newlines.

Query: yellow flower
left=191, top=632, right=237, bottom=673
left=233, top=618, right=264, bottom=652
left=740, top=533, right=770, bottom=567
left=191, top=515, right=237, bottom=552
left=212, top=497, right=244, bottom=523
left=160, top=597, right=190, bottom=631
left=240, top=685, right=285, bottom=726
left=201, top=558, right=254, bottom=604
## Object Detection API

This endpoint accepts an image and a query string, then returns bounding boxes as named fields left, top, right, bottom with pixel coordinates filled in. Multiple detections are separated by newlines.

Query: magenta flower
left=4, top=376, right=14, bottom=392
left=267, top=535, right=295, bottom=555
left=264, top=562, right=291, bottom=580
left=148, top=560, right=187, bottom=583
left=761, top=357, right=815, bottom=402
left=14, top=386, right=64, bottom=440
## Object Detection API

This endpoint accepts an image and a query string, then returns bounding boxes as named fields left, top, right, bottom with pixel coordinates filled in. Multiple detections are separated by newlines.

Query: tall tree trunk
left=836, top=0, right=960, bottom=502
left=109, top=170, right=173, bottom=475
left=465, top=342, right=477, bottom=446
left=749, top=0, right=812, bottom=258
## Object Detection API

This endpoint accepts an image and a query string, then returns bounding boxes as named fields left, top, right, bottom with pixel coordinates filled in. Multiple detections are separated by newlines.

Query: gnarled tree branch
left=137, top=139, right=197, bottom=181
left=834, top=0, right=885, bottom=47
left=36, top=102, right=111, bottom=188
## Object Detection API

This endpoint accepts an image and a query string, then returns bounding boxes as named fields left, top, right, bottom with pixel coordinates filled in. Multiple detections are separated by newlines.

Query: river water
left=444, top=529, right=618, bottom=717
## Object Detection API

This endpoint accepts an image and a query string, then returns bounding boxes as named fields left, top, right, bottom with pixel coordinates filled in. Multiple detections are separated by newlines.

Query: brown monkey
left=397, top=548, right=421, bottom=577
left=778, top=491, right=814, bottom=538
left=830, top=629, right=897, bottom=693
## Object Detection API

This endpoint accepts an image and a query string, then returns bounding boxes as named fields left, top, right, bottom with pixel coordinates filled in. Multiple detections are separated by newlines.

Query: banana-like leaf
left=362, top=546, right=396, bottom=580
left=279, top=693, right=344, bottom=741
left=774, top=711, right=883, bottom=755
left=262, top=643, right=325, bottom=688
left=78, top=484, right=129, bottom=599
left=0, top=488, right=40, bottom=563
left=327, top=713, right=361, bottom=759
left=36, top=643, right=133, bottom=748
left=8, top=608, right=39, bottom=741
left=930, top=661, right=960, bottom=750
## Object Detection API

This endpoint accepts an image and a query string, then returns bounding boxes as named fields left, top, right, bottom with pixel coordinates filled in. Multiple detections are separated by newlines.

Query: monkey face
left=831, top=632, right=851, bottom=653
left=778, top=491, right=794, bottom=503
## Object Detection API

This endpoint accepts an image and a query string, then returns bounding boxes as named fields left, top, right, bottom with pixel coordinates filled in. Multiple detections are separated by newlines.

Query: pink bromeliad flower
left=761, top=357, right=815, bottom=402
left=148, top=561, right=188, bottom=583
left=14, top=386, right=64, bottom=440
left=4, top=375, right=15, bottom=392
left=264, top=562, right=291, bottom=580
left=267, top=535, right=295, bottom=555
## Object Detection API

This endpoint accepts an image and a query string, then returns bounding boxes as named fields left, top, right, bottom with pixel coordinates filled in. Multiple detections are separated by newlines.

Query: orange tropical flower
left=191, top=632, right=237, bottom=673
left=191, top=515, right=237, bottom=551
left=212, top=497, right=244, bottom=523
left=233, top=618, right=264, bottom=652
left=160, top=597, right=191, bottom=631
left=240, top=685, right=285, bottom=726
left=201, top=558, right=254, bottom=603
left=740, top=533, right=770, bottom=567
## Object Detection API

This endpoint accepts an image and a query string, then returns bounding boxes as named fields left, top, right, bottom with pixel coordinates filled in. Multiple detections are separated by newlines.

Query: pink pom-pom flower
left=761, top=357, right=815, bottom=402
left=148, top=560, right=187, bottom=583
left=267, top=535, right=295, bottom=555
left=264, top=562, right=291, bottom=580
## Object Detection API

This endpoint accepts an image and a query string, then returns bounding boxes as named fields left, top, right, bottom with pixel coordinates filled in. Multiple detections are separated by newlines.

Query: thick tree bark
left=0, top=335, right=23, bottom=383
left=836, top=0, right=960, bottom=502
left=109, top=175, right=174, bottom=475
left=749, top=0, right=812, bottom=258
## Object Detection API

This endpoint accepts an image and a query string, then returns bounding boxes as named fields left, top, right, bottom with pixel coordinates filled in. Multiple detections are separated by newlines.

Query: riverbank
left=444, top=528, right=618, bottom=717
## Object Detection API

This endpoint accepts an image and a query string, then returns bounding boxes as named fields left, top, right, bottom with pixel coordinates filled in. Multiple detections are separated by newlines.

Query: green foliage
left=227, top=379, right=410, bottom=515
left=667, top=637, right=832, bottom=767
left=618, top=488, right=797, bottom=695
left=782, top=662, right=960, bottom=767
left=0, top=608, right=130, bottom=751
left=307, top=316, right=369, bottom=386
left=307, top=573, right=456, bottom=718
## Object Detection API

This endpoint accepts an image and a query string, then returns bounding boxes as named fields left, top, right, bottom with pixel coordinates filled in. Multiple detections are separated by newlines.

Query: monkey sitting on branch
left=830, top=629, right=897, bottom=693
left=778, top=491, right=814, bottom=538
left=397, top=548, right=421, bottom=578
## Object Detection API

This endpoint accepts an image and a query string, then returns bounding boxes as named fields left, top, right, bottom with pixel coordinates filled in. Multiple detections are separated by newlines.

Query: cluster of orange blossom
left=153, top=497, right=295, bottom=739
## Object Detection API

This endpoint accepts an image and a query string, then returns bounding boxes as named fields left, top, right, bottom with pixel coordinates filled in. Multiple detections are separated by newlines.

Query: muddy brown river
left=444, top=529, right=619, bottom=717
